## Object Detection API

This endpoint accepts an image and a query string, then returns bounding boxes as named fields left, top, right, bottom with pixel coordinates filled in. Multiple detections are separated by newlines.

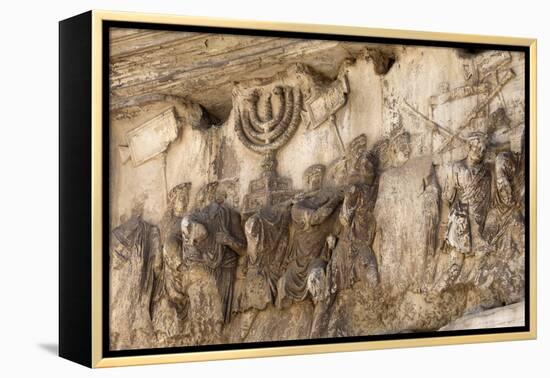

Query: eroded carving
left=109, top=34, right=527, bottom=349
left=152, top=183, right=191, bottom=346
left=110, top=201, right=162, bottom=350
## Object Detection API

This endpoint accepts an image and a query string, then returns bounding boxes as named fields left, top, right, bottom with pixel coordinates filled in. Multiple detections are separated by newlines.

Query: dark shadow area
left=38, top=343, right=58, bottom=356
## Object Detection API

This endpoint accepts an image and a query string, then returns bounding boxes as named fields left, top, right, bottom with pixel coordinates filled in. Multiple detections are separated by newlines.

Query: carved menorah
left=234, top=85, right=302, bottom=170
left=234, top=85, right=303, bottom=213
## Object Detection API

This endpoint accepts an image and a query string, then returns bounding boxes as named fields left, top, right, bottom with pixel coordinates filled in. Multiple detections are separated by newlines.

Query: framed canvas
left=59, top=10, right=537, bottom=368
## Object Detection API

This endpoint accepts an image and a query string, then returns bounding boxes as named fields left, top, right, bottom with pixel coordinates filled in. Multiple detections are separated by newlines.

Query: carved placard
left=126, top=107, right=179, bottom=166
left=305, top=75, right=349, bottom=129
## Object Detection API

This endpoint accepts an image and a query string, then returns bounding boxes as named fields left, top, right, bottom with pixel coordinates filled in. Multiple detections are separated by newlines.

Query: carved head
left=181, top=215, right=208, bottom=246
left=466, top=132, right=488, bottom=164
left=347, top=134, right=368, bottom=158
left=489, top=107, right=511, bottom=131
left=196, top=181, right=219, bottom=208
left=462, top=60, right=477, bottom=82
left=348, top=152, right=377, bottom=186
left=327, top=158, right=347, bottom=187
left=495, top=152, right=516, bottom=207
left=304, top=164, right=326, bottom=192
left=214, top=189, right=228, bottom=204
left=389, top=127, right=411, bottom=167
left=168, top=182, right=191, bottom=217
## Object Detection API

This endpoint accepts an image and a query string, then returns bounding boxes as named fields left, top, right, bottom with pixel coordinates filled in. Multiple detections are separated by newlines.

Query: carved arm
left=216, top=231, right=247, bottom=257
left=310, top=196, right=343, bottom=226
left=443, top=164, right=458, bottom=205
left=340, top=185, right=360, bottom=226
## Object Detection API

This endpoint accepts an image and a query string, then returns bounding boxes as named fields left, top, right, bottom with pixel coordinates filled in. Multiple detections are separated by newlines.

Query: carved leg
left=307, top=264, right=333, bottom=339
left=431, top=249, right=464, bottom=295
left=239, top=309, right=259, bottom=341
left=310, top=295, right=335, bottom=339
left=186, top=266, right=224, bottom=345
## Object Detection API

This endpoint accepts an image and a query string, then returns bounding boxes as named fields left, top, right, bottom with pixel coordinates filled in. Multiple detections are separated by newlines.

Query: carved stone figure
left=443, top=132, right=492, bottom=254
left=274, top=164, right=343, bottom=338
left=233, top=203, right=292, bottom=339
left=152, top=183, right=191, bottom=346
left=242, top=205, right=291, bottom=309
left=302, top=149, right=382, bottom=339
left=194, top=181, right=219, bottom=210
left=432, top=132, right=493, bottom=294
left=387, top=126, right=412, bottom=168
left=374, top=125, right=440, bottom=294
left=110, top=203, right=162, bottom=349
left=276, top=164, right=342, bottom=309
left=329, top=152, right=379, bottom=294
left=182, top=190, right=246, bottom=326
left=482, top=152, right=525, bottom=304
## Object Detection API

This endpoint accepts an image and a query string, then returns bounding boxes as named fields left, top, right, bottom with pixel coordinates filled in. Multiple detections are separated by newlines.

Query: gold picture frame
left=59, top=10, right=537, bottom=368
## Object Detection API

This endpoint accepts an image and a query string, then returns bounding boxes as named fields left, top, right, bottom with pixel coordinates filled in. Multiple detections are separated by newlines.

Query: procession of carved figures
left=109, top=39, right=526, bottom=350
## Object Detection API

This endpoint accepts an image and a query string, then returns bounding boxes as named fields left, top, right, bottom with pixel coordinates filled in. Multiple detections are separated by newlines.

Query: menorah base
left=242, top=171, right=295, bottom=216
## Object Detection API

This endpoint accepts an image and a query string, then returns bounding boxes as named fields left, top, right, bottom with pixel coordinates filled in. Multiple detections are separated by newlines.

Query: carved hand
left=216, top=231, right=247, bottom=256
left=215, top=231, right=232, bottom=245
left=343, top=185, right=360, bottom=209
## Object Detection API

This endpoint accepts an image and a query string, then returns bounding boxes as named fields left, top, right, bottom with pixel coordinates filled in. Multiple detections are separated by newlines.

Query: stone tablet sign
left=305, top=75, right=349, bottom=129
left=126, top=107, right=179, bottom=166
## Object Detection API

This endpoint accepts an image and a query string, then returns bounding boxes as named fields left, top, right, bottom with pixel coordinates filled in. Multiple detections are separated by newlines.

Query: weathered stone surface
left=108, top=28, right=526, bottom=350
left=374, top=155, right=438, bottom=294
left=439, top=301, right=525, bottom=331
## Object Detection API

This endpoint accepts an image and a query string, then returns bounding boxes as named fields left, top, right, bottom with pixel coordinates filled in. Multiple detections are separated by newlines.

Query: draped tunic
left=182, top=202, right=245, bottom=323
left=237, top=204, right=291, bottom=312
left=276, top=190, right=341, bottom=308
left=110, top=216, right=161, bottom=349
left=329, top=184, right=378, bottom=293
left=444, top=160, right=491, bottom=253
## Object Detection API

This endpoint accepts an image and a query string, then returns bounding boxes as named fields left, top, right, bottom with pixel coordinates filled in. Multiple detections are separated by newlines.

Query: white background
left=0, top=0, right=547, bottom=376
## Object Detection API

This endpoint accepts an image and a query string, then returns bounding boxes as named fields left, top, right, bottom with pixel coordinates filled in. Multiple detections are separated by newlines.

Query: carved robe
left=432, top=159, right=492, bottom=293
left=237, top=204, right=291, bottom=312
left=484, top=197, right=524, bottom=263
left=276, top=190, right=341, bottom=308
left=110, top=216, right=161, bottom=350
left=443, top=159, right=491, bottom=253
left=183, top=202, right=245, bottom=324
left=482, top=152, right=525, bottom=304
left=151, top=213, right=188, bottom=346
left=482, top=205, right=525, bottom=304
left=329, top=184, right=378, bottom=293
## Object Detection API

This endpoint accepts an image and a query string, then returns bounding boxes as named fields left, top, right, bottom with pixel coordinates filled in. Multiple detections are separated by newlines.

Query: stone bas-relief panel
left=108, top=27, right=527, bottom=350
